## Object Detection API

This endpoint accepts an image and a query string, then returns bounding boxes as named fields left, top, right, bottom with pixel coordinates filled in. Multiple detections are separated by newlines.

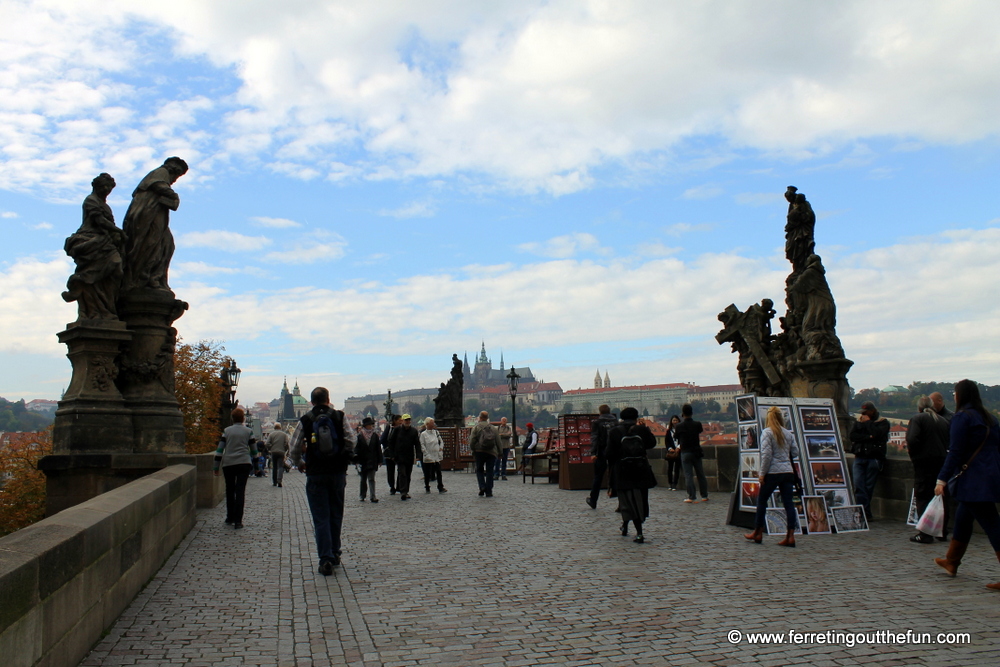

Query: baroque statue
left=122, top=156, right=188, bottom=291
left=434, top=354, right=465, bottom=426
left=62, top=173, right=125, bottom=320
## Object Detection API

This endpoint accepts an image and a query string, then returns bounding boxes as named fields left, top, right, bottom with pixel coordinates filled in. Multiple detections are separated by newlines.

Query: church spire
left=594, top=370, right=602, bottom=389
left=604, top=371, right=610, bottom=388
left=500, top=349, right=505, bottom=370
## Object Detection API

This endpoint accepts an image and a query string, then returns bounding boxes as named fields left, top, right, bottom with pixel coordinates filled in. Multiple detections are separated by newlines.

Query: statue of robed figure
left=122, top=157, right=188, bottom=291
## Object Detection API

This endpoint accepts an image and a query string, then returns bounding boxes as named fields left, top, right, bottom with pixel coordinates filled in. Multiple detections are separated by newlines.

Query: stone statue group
left=62, top=157, right=188, bottom=321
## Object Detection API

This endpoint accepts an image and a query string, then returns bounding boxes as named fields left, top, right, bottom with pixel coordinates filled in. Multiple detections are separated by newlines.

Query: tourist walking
left=390, top=414, right=420, bottom=500
left=933, top=380, right=1000, bottom=590
left=213, top=407, right=258, bottom=529
left=665, top=414, right=682, bottom=491
left=420, top=417, right=448, bottom=493
left=355, top=417, right=383, bottom=502
left=381, top=415, right=400, bottom=495
left=494, top=416, right=513, bottom=480
left=267, top=422, right=289, bottom=488
left=469, top=411, right=501, bottom=497
left=849, top=401, right=889, bottom=520
left=744, top=406, right=800, bottom=547
left=675, top=404, right=708, bottom=503
left=289, top=387, right=356, bottom=575
left=605, top=407, right=656, bottom=542
left=906, top=396, right=950, bottom=543
left=586, top=405, right=619, bottom=509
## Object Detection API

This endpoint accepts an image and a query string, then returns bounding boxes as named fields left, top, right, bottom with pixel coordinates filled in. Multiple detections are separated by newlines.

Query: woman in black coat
left=605, top=407, right=657, bottom=543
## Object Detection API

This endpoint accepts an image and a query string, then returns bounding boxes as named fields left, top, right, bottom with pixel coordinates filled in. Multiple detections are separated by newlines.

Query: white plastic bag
left=915, top=495, right=945, bottom=538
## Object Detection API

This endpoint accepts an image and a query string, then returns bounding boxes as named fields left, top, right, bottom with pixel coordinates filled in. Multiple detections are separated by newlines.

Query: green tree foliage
left=849, top=381, right=1000, bottom=419
left=0, top=398, right=51, bottom=432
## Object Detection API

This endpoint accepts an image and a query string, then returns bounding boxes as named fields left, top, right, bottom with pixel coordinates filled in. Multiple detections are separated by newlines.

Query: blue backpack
left=311, top=412, right=340, bottom=458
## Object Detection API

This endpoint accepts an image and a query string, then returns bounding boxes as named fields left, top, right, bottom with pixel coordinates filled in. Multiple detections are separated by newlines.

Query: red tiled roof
left=564, top=383, right=692, bottom=395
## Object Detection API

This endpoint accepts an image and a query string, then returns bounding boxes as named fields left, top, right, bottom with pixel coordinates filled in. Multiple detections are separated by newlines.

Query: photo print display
left=831, top=505, right=869, bottom=532
left=811, top=460, right=846, bottom=487
left=741, top=453, right=760, bottom=479
left=803, top=495, right=832, bottom=534
left=799, top=406, right=834, bottom=432
left=741, top=481, right=760, bottom=509
left=806, top=434, right=839, bottom=459
left=765, top=508, right=804, bottom=536
left=758, top=405, right=794, bottom=432
left=739, top=423, right=759, bottom=450
left=737, top=395, right=756, bottom=422
left=817, top=488, right=851, bottom=510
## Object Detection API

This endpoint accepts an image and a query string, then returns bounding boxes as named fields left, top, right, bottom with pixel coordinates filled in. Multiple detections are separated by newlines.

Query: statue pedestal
left=117, top=287, right=188, bottom=453
left=52, top=320, right=134, bottom=453
left=789, top=357, right=855, bottom=435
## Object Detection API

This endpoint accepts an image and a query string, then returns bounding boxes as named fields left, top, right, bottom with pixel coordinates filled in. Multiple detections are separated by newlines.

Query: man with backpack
left=289, top=387, right=356, bottom=576
left=586, top=405, right=619, bottom=509
left=469, top=411, right=501, bottom=497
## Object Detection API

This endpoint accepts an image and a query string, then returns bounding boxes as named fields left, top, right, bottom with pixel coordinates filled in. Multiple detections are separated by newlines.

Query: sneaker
left=371, top=498, right=379, bottom=503
left=701, top=497, right=709, bottom=502
left=633, top=535, right=645, bottom=544
left=668, top=487, right=676, bottom=491
left=684, top=498, right=694, bottom=503
left=359, top=497, right=366, bottom=502
left=319, top=561, right=334, bottom=576
left=438, top=488, right=448, bottom=493
left=585, top=497, right=596, bottom=509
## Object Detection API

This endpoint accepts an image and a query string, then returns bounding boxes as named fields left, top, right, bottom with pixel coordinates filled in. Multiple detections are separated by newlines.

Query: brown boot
left=987, top=552, right=1000, bottom=590
left=743, top=527, right=763, bottom=544
left=778, top=529, right=796, bottom=548
left=934, top=540, right=969, bottom=577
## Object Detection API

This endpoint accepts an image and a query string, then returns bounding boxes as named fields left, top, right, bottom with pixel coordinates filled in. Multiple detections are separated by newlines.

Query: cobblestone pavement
left=81, top=468, right=1000, bottom=666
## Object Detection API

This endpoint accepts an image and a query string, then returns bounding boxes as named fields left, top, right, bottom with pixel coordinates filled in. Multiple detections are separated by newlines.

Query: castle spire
left=594, top=370, right=602, bottom=389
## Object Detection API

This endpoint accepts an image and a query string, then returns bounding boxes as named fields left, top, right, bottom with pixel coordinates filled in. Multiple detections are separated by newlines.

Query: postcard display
left=734, top=394, right=867, bottom=534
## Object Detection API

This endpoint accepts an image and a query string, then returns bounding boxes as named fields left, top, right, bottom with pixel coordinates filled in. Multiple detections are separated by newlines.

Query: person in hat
left=605, top=407, right=656, bottom=542
left=849, top=400, right=889, bottom=520
left=389, top=413, right=421, bottom=500
left=355, top=417, right=383, bottom=502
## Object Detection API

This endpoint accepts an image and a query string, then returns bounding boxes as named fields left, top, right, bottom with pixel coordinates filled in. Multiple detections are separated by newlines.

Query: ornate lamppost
left=507, top=366, right=520, bottom=470
left=219, top=358, right=241, bottom=431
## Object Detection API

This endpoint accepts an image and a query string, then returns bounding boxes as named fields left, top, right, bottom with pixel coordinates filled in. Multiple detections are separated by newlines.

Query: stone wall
left=650, top=444, right=740, bottom=493
left=0, top=464, right=197, bottom=667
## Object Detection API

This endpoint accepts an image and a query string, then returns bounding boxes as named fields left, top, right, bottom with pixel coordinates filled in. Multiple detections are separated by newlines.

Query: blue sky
left=2, top=1, right=1000, bottom=408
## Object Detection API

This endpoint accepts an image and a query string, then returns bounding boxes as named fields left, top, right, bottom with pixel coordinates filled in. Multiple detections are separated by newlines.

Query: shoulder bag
left=946, top=421, right=990, bottom=496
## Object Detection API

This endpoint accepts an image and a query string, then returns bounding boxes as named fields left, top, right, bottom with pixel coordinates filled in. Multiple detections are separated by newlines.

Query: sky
left=2, top=0, right=1000, bottom=409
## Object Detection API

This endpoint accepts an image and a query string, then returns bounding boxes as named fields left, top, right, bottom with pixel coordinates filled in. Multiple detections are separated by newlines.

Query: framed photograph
left=803, top=495, right=832, bottom=534
left=831, top=505, right=869, bottom=532
left=765, top=508, right=804, bottom=536
left=741, top=453, right=760, bottom=479
left=817, top=487, right=851, bottom=510
left=906, top=490, right=919, bottom=526
left=805, top=434, right=840, bottom=458
left=799, top=406, right=834, bottom=432
left=740, top=481, right=760, bottom=509
left=758, top=405, right=794, bottom=432
left=811, top=460, right=846, bottom=487
left=737, top=395, right=756, bottom=422
left=739, top=424, right=759, bottom=450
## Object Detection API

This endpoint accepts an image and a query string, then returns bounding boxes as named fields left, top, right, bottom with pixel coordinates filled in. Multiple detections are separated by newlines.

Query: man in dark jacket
left=381, top=414, right=401, bottom=495
left=355, top=417, right=384, bottom=503
left=389, top=414, right=421, bottom=500
left=906, top=396, right=951, bottom=542
left=674, top=404, right=708, bottom=503
left=850, top=401, right=890, bottom=521
left=587, top=404, right=619, bottom=509
left=290, top=387, right=356, bottom=575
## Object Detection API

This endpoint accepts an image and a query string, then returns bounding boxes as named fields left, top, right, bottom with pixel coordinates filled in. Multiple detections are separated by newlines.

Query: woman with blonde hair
left=744, top=406, right=800, bottom=547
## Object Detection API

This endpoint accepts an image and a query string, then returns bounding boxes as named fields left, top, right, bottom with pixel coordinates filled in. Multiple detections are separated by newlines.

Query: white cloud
left=518, top=232, right=602, bottom=258
left=251, top=216, right=301, bottom=228
left=32, top=222, right=54, bottom=230
left=264, top=237, right=347, bottom=264
left=663, top=222, right=714, bottom=237
left=1, top=212, right=19, bottom=219
left=378, top=201, right=436, bottom=219
left=736, top=192, right=783, bottom=207
left=0, top=255, right=76, bottom=355
left=177, top=230, right=271, bottom=252
left=6, top=1, right=1000, bottom=196
left=681, top=184, right=723, bottom=200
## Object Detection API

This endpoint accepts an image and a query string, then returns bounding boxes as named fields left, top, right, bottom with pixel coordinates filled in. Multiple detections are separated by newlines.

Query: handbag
left=946, top=423, right=990, bottom=496
left=915, top=495, right=946, bottom=538
left=665, top=448, right=679, bottom=461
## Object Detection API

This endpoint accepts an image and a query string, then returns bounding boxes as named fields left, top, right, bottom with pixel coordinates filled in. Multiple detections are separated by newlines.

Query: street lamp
left=507, top=366, right=520, bottom=473
left=219, top=358, right=241, bottom=431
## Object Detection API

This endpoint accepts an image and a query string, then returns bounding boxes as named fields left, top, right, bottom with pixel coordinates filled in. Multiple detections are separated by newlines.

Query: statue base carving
left=788, top=358, right=855, bottom=438
left=117, top=287, right=188, bottom=453
left=37, top=452, right=196, bottom=516
left=53, top=320, right=134, bottom=453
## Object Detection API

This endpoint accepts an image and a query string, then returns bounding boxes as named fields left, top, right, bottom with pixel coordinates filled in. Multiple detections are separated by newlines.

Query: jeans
left=474, top=452, right=497, bottom=494
left=852, top=457, right=882, bottom=517
left=754, top=472, right=799, bottom=530
left=423, top=461, right=445, bottom=490
left=271, top=453, right=285, bottom=485
left=952, top=501, right=1000, bottom=549
left=223, top=463, right=252, bottom=524
left=494, top=448, right=511, bottom=476
left=589, top=457, right=608, bottom=506
left=681, top=452, right=708, bottom=500
left=305, top=473, right=346, bottom=564
left=359, top=469, right=377, bottom=500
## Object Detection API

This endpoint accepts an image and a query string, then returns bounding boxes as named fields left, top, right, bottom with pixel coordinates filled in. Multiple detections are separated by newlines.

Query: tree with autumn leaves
left=0, top=430, right=52, bottom=537
left=174, top=338, right=229, bottom=454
